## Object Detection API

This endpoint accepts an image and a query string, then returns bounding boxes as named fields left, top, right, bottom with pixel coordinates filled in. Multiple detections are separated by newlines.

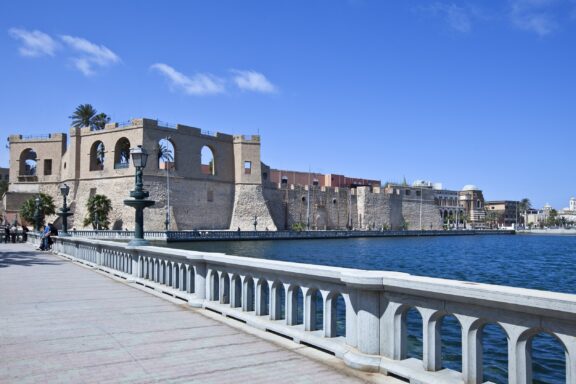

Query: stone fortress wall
left=6, top=118, right=443, bottom=231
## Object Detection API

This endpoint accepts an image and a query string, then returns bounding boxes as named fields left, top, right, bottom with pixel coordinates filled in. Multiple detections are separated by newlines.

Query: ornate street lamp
left=124, top=145, right=155, bottom=246
left=34, top=195, right=42, bottom=232
left=57, top=183, right=73, bottom=236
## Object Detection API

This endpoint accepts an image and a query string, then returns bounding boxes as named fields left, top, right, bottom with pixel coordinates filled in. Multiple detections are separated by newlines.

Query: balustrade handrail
left=52, top=236, right=576, bottom=314
left=40, top=234, right=576, bottom=384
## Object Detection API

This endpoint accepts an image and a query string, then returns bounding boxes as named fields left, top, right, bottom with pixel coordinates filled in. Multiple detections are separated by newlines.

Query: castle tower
left=229, top=135, right=277, bottom=230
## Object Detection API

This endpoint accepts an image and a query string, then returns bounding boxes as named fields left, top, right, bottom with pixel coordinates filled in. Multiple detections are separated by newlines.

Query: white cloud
left=231, top=70, right=277, bottom=93
left=60, top=35, right=120, bottom=76
left=509, top=0, right=563, bottom=36
left=8, top=28, right=58, bottom=57
left=150, top=63, right=225, bottom=95
left=419, top=2, right=477, bottom=33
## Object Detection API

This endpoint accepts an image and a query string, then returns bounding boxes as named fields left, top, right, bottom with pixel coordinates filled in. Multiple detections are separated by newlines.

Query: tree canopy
left=83, top=194, right=112, bottom=229
left=69, top=104, right=110, bottom=131
left=20, top=193, right=56, bottom=228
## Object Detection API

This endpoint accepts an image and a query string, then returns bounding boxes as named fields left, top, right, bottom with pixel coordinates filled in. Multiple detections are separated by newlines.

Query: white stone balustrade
left=47, top=235, right=576, bottom=384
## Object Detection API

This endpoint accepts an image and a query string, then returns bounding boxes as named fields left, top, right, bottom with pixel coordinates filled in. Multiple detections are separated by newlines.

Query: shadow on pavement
left=0, top=249, right=63, bottom=268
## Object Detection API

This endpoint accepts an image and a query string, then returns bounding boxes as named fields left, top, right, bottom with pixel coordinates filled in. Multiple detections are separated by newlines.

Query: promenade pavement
left=0, top=243, right=398, bottom=383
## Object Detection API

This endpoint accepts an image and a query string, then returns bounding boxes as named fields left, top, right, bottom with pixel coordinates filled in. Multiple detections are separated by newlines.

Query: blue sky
left=1, top=0, right=575, bottom=209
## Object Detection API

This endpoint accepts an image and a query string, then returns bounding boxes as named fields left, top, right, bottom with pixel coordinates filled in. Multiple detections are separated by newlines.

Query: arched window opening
left=405, top=308, right=423, bottom=360
left=281, top=176, right=288, bottom=185
left=114, top=138, right=131, bottom=169
left=201, top=146, right=215, bottom=175
left=440, top=314, right=462, bottom=372
left=531, top=331, right=566, bottom=384
left=90, top=141, right=105, bottom=171
left=19, top=148, right=37, bottom=176
left=481, top=323, right=508, bottom=384
left=477, top=200, right=482, bottom=209
left=158, top=138, right=175, bottom=170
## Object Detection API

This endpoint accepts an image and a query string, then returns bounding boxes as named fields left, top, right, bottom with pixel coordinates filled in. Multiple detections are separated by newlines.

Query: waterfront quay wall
left=64, top=229, right=515, bottom=242
left=41, top=234, right=575, bottom=384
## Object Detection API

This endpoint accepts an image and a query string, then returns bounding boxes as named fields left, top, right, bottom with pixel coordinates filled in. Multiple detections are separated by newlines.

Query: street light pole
left=306, top=166, right=311, bottom=231
left=165, top=136, right=171, bottom=231
left=124, top=145, right=155, bottom=246
left=57, top=183, right=72, bottom=236
left=419, top=186, right=423, bottom=230
left=34, top=195, right=42, bottom=233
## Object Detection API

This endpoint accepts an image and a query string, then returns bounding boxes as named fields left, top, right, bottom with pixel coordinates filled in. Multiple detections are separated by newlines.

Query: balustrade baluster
left=241, top=276, right=254, bottom=312
left=303, top=287, right=316, bottom=331
left=255, top=279, right=268, bottom=316
left=194, top=263, right=206, bottom=300
left=457, top=315, right=482, bottom=384
left=501, top=324, right=531, bottom=384
left=219, top=272, right=229, bottom=303
left=285, top=283, right=299, bottom=326
left=421, top=308, right=442, bottom=372
left=269, top=280, right=281, bottom=320
left=342, top=292, right=357, bottom=348
left=229, top=273, right=238, bottom=307
left=321, top=290, right=335, bottom=337
left=178, top=263, right=184, bottom=291
left=172, top=263, right=178, bottom=288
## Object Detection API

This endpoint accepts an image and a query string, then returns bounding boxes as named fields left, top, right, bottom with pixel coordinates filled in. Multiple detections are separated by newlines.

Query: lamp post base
left=127, top=238, right=150, bottom=247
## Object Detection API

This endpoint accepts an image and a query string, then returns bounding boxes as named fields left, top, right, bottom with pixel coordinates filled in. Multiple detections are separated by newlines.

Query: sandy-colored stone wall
left=264, top=185, right=359, bottom=230
left=5, top=118, right=443, bottom=232
left=230, top=184, right=276, bottom=230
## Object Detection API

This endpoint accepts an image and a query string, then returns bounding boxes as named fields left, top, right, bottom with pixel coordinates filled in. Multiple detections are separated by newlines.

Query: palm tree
left=91, top=113, right=110, bottom=130
left=69, top=104, right=111, bottom=131
left=70, top=104, right=97, bottom=129
left=83, top=194, right=112, bottom=229
left=519, top=198, right=531, bottom=227
left=157, top=142, right=174, bottom=168
left=20, top=193, right=56, bottom=228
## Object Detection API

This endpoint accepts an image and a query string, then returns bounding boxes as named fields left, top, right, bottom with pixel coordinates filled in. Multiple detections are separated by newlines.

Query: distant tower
left=570, top=197, right=576, bottom=212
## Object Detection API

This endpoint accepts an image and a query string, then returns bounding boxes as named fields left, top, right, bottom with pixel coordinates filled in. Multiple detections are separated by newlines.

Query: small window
left=263, top=172, right=268, bottom=180
left=244, top=161, right=252, bottom=174
left=416, top=190, right=421, bottom=197
left=281, top=176, right=288, bottom=184
left=44, top=159, right=52, bottom=176
left=207, top=189, right=214, bottom=202
left=405, top=189, right=411, bottom=196
left=313, top=178, right=319, bottom=186
left=301, top=196, right=306, bottom=202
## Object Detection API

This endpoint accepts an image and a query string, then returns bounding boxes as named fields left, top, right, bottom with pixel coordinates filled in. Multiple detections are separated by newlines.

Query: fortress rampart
left=5, top=118, right=443, bottom=231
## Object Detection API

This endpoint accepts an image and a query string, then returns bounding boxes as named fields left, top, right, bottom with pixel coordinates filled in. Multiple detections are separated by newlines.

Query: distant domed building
left=459, top=184, right=486, bottom=228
